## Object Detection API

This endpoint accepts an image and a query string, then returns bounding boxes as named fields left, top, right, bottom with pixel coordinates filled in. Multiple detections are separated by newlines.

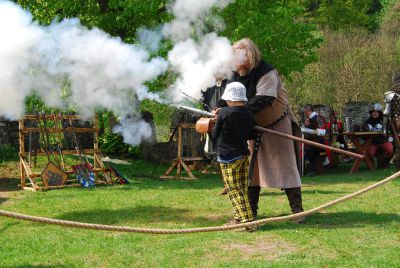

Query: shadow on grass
left=0, top=178, right=19, bottom=191
left=311, top=211, right=400, bottom=227
left=0, top=222, right=19, bottom=233
left=259, top=189, right=349, bottom=197
left=302, top=163, right=396, bottom=184
left=118, top=161, right=397, bottom=190
left=0, top=197, right=8, bottom=205
left=3, top=265, right=70, bottom=268
left=112, top=174, right=225, bottom=191
left=57, top=206, right=194, bottom=225
left=0, top=178, right=19, bottom=205
left=258, top=211, right=400, bottom=231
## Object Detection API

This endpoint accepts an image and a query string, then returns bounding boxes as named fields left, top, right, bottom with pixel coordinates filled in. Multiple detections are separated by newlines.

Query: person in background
left=201, top=75, right=228, bottom=113
left=383, top=72, right=400, bottom=170
left=363, top=103, right=394, bottom=168
left=211, top=82, right=256, bottom=228
left=301, top=104, right=327, bottom=176
left=230, top=38, right=305, bottom=224
left=201, top=75, right=228, bottom=195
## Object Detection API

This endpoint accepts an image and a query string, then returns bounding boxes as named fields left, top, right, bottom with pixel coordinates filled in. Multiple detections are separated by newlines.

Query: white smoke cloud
left=167, top=33, right=234, bottom=100
left=164, top=0, right=234, bottom=42
left=0, top=1, right=43, bottom=119
left=113, top=117, right=152, bottom=146
left=0, top=1, right=168, bottom=146
left=164, top=0, right=236, bottom=102
left=137, top=27, right=163, bottom=53
left=0, top=0, right=238, bottom=146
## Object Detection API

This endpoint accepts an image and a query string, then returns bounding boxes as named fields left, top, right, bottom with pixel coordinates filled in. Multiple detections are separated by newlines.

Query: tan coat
left=249, top=70, right=302, bottom=189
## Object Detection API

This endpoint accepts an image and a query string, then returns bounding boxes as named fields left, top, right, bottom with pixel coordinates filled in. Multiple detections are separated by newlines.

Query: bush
left=0, top=145, right=19, bottom=162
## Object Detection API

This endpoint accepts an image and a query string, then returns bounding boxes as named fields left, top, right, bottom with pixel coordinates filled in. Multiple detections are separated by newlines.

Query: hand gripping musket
left=174, top=104, right=364, bottom=159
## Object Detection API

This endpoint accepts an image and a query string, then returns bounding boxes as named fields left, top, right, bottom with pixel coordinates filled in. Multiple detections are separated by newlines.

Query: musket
left=173, top=104, right=214, bottom=117
left=174, top=105, right=364, bottom=159
left=179, top=91, right=212, bottom=111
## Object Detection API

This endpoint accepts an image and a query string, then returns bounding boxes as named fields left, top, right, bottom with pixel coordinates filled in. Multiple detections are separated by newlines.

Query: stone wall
left=341, top=101, right=374, bottom=132
left=0, top=118, right=19, bottom=147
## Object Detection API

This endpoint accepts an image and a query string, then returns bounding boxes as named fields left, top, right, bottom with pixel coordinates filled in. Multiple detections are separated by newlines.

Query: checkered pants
left=220, top=157, right=254, bottom=223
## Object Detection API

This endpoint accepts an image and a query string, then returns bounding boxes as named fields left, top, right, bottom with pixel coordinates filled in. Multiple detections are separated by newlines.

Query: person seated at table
left=301, top=104, right=327, bottom=176
left=363, top=103, right=394, bottom=168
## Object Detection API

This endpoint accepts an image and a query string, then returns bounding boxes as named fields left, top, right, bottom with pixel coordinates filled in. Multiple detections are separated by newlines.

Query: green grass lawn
left=0, top=158, right=399, bottom=268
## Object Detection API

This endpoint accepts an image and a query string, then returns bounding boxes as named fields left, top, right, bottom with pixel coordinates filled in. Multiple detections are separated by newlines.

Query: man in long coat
left=230, top=38, right=304, bottom=223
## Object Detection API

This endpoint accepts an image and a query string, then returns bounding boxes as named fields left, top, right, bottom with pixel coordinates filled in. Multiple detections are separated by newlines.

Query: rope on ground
left=0, top=171, right=399, bottom=234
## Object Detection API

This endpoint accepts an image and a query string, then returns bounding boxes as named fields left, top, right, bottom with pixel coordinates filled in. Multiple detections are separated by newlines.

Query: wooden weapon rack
left=160, top=123, right=204, bottom=180
left=19, top=114, right=113, bottom=191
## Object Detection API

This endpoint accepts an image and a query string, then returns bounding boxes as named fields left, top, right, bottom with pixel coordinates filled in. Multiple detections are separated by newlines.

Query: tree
left=221, top=0, right=323, bottom=77
left=13, top=0, right=169, bottom=42
left=299, top=0, right=383, bottom=31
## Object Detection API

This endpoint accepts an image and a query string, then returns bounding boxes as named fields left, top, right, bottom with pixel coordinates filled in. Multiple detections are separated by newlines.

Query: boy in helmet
left=363, top=103, right=394, bottom=168
left=211, top=82, right=256, bottom=226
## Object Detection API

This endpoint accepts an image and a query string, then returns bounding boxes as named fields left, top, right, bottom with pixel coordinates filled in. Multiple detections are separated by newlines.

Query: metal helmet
left=369, top=103, right=383, bottom=114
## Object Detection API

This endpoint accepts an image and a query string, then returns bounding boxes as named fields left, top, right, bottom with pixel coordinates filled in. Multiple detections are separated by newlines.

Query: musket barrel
left=173, top=105, right=214, bottom=117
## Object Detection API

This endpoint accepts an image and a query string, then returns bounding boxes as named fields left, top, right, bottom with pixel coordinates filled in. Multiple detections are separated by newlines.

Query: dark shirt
left=363, top=117, right=386, bottom=144
left=211, top=106, right=256, bottom=157
left=200, top=80, right=228, bottom=112
left=229, top=60, right=276, bottom=113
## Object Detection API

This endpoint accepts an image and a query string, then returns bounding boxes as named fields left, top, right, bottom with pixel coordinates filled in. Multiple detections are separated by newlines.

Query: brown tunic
left=249, top=70, right=302, bottom=189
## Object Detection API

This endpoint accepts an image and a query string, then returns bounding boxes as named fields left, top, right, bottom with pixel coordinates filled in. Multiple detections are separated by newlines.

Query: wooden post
left=177, top=125, right=182, bottom=176
left=19, top=119, right=26, bottom=188
left=93, top=114, right=99, bottom=180
left=160, top=123, right=202, bottom=180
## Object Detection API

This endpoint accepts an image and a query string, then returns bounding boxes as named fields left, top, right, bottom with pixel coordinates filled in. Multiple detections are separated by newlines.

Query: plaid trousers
left=220, top=157, right=254, bottom=223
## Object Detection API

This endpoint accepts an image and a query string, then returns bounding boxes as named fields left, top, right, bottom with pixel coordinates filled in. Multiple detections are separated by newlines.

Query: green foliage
left=97, top=111, right=141, bottom=157
left=287, top=3, right=400, bottom=114
left=13, top=0, right=169, bottom=42
left=0, top=145, right=18, bottom=162
left=221, top=0, right=323, bottom=77
left=300, top=0, right=383, bottom=31
left=24, top=94, right=46, bottom=114
left=140, top=99, right=175, bottom=141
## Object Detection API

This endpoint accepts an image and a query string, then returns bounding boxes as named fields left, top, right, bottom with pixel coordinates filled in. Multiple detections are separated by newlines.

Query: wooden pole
left=254, top=126, right=364, bottom=159
left=19, top=119, right=26, bottom=188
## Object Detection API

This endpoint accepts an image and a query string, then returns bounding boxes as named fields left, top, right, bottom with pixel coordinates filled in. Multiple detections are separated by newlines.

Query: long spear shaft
left=175, top=105, right=364, bottom=159
left=254, top=126, right=363, bottom=159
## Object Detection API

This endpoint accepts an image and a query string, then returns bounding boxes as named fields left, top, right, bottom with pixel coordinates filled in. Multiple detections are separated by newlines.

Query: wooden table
left=342, top=132, right=383, bottom=174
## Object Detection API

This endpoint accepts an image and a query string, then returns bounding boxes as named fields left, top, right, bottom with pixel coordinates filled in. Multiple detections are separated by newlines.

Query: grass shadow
left=0, top=222, right=19, bottom=233
left=0, top=178, right=19, bottom=191
left=302, top=163, right=396, bottom=184
left=57, top=206, right=193, bottom=225
left=310, top=211, right=400, bottom=227
left=259, top=189, right=349, bottom=197
left=258, top=211, right=400, bottom=231
left=0, top=197, right=9, bottom=205
left=3, top=265, right=71, bottom=268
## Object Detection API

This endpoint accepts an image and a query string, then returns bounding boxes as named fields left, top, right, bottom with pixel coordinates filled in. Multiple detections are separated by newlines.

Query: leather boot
left=248, top=186, right=261, bottom=218
left=284, top=187, right=305, bottom=224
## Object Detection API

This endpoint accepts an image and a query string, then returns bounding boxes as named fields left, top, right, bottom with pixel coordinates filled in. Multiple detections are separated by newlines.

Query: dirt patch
left=221, top=239, right=296, bottom=261
left=203, top=214, right=224, bottom=221
left=203, top=235, right=298, bottom=263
